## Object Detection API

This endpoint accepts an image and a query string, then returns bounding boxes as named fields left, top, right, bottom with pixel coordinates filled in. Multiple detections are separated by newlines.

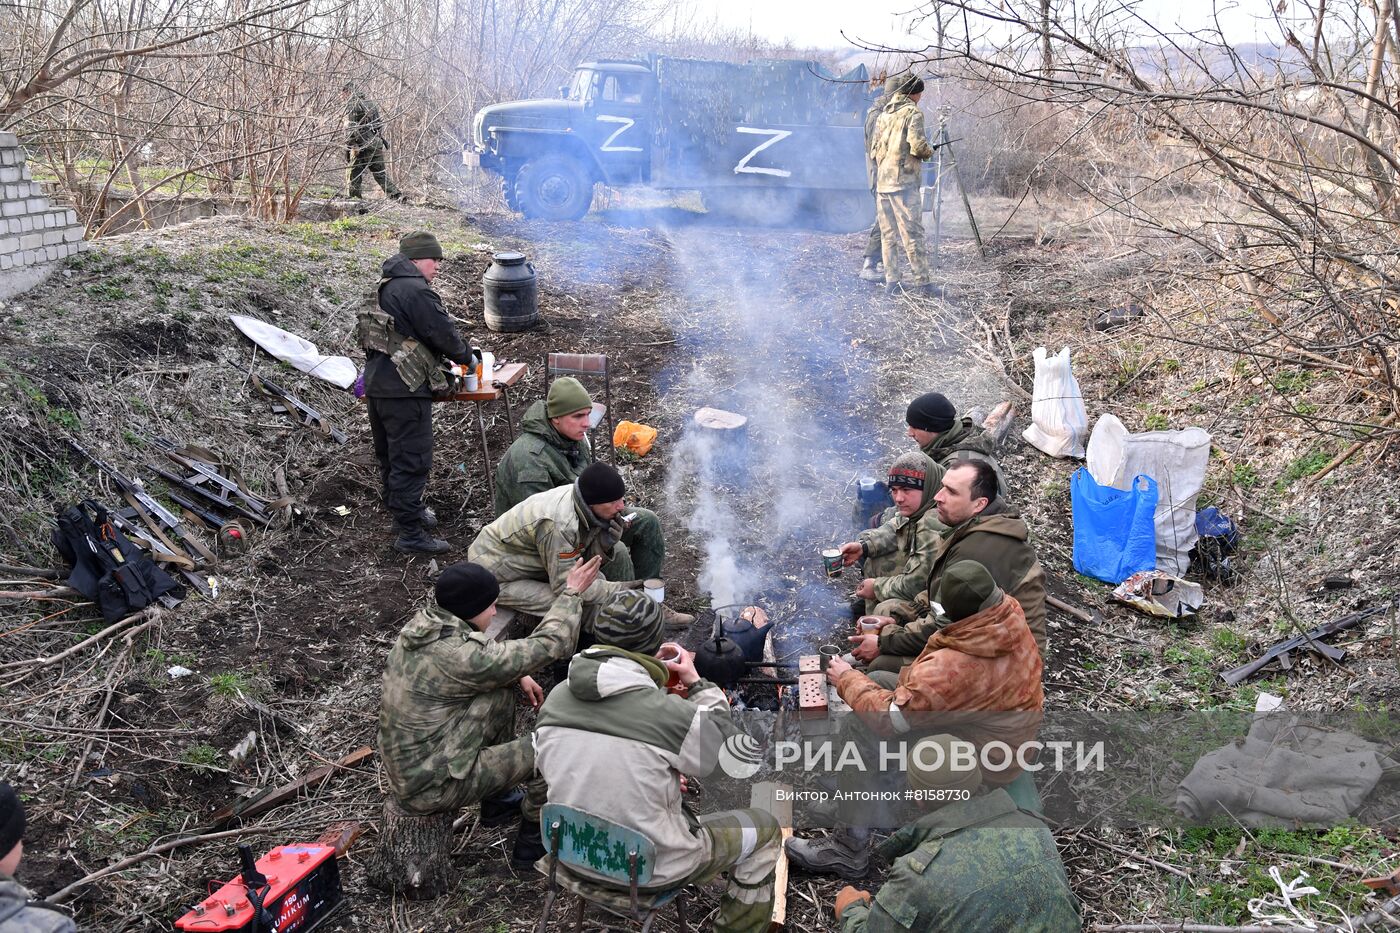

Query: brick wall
left=0, top=130, right=90, bottom=299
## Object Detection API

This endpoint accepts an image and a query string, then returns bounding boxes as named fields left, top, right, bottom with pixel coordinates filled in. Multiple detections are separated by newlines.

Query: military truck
left=467, top=56, right=877, bottom=231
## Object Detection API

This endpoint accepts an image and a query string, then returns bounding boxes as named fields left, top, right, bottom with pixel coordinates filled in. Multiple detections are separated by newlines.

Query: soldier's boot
left=393, top=526, right=451, bottom=555
left=478, top=787, right=525, bottom=828
left=884, top=282, right=907, bottom=297
left=858, top=259, right=884, bottom=283
left=785, top=827, right=870, bottom=879
left=662, top=604, right=695, bottom=628
left=509, top=815, right=546, bottom=870
left=420, top=505, right=438, bottom=530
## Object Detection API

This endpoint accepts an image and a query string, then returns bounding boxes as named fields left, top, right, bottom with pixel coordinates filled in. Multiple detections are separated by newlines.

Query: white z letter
left=733, top=127, right=793, bottom=177
left=596, top=115, right=642, bottom=152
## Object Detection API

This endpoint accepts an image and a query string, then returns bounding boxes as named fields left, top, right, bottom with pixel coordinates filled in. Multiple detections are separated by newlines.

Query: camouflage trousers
left=347, top=143, right=401, bottom=200
left=394, top=688, right=546, bottom=822
left=863, top=217, right=882, bottom=263
left=683, top=809, right=783, bottom=933
left=876, top=187, right=930, bottom=287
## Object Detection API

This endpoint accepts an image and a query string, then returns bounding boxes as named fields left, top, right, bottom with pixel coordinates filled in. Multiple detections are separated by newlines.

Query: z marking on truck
left=733, top=127, right=793, bottom=177
left=596, top=115, right=643, bottom=152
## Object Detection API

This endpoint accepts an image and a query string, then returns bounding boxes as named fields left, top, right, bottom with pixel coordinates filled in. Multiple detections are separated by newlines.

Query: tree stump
left=365, top=797, right=457, bottom=899
left=692, top=407, right=749, bottom=479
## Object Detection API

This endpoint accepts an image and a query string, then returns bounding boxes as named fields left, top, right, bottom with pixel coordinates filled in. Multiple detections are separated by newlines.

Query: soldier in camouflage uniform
left=470, top=463, right=656, bottom=617
left=905, top=391, right=1005, bottom=494
left=377, top=556, right=601, bottom=868
left=0, top=784, right=76, bottom=933
left=831, top=741, right=1079, bottom=932
left=493, top=378, right=691, bottom=625
left=835, top=452, right=946, bottom=631
left=859, top=75, right=903, bottom=283
left=872, top=75, right=935, bottom=296
left=342, top=83, right=403, bottom=201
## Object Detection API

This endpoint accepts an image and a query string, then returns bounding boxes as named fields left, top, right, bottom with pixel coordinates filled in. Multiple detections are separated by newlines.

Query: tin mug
left=821, top=548, right=844, bottom=578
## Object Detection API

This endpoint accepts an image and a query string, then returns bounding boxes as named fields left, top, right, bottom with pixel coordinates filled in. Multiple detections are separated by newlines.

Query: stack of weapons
left=67, top=437, right=296, bottom=599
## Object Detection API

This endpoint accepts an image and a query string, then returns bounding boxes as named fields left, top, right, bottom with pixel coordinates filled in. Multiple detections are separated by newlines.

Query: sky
left=674, top=0, right=1293, bottom=50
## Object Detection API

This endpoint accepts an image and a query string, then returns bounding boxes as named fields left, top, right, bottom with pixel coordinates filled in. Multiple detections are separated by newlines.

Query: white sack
left=1022, top=346, right=1089, bottom=458
left=230, top=314, right=357, bottom=389
left=1087, top=413, right=1211, bottom=575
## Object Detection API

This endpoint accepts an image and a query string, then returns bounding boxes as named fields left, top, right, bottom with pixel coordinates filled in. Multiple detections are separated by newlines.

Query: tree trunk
left=364, top=797, right=458, bottom=899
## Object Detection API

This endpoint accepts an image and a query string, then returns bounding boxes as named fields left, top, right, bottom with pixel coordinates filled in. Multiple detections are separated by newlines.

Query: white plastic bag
left=1022, top=346, right=1089, bottom=458
left=230, top=315, right=357, bottom=388
left=1087, top=413, right=1211, bottom=576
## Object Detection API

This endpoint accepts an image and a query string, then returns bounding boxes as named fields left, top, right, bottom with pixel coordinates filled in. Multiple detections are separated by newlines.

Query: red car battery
left=174, top=843, right=342, bottom=933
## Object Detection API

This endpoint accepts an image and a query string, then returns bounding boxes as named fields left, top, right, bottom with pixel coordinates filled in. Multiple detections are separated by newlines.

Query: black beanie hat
left=906, top=392, right=957, bottom=433
left=435, top=562, right=500, bottom=620
left=899, top=74, right=925, bottom=95
left=0, top=783, right=24, bottom=860
left=577, top=463, right=626, bottom=505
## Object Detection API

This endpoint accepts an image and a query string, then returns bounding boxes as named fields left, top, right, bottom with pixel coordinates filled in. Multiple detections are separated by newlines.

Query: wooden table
left=435, top=362, right=528, bottom=484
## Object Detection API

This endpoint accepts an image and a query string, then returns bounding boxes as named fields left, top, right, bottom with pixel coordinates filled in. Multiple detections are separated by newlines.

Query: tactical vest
left=354, top=281, right=449, bottom=393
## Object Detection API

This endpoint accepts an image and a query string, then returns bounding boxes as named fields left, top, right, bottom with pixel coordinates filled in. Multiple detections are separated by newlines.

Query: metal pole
left=943, top=125, right=985, bottom=258
left=932, top=110, right=947, bottom=267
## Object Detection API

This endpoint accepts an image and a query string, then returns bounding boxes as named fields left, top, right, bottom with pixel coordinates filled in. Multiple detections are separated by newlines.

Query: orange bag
left=612, top=420, right=658, bottom=456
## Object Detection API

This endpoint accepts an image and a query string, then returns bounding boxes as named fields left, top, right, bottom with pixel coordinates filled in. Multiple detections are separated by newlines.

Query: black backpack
left=52, top=500, right=185, bottom=622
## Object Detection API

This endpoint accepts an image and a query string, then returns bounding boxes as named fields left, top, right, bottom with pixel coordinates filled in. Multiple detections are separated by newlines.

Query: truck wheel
left=806, top=189, right=877, bottom=233
left=501, top=171, right=521, bottom=212
left=514, top=155, right=593, bottom=221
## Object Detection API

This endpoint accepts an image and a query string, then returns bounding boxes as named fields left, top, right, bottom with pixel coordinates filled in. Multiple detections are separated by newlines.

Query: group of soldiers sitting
left=374, top=363, right=1080, bottom=929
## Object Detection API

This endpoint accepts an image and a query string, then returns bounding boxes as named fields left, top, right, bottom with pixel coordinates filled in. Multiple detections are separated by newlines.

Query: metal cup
left=818, top=644, right=841, bottom=672
left=821, top=548, right=844, bottom=577
left=643, top=578, right=665, bottom=603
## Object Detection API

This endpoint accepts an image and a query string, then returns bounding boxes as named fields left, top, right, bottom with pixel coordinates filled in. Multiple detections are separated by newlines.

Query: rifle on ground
left=1221, top=604, right=1392, bottom=686
left=150, top=437, right=276, bottom=524
left=66, top=440, right=218, bottom=566
left=245, top=371, right=349, bottom=444
left=106, top=506, right=215, bottom=599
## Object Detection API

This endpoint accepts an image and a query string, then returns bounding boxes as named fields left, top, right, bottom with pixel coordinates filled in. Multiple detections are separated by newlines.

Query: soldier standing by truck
left=872, top=75, right=935, bottom=296
left=343, top=83, right=404, bottom=202
left=859, top=75, right=903, bottom=283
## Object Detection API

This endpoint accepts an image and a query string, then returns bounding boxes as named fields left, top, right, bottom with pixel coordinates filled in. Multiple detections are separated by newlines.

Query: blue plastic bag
left=1071, top=469, right=1159, bottom=584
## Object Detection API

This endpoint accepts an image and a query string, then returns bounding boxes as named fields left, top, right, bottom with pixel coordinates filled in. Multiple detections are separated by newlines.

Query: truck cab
left=470, top=60, right=657, bottom=220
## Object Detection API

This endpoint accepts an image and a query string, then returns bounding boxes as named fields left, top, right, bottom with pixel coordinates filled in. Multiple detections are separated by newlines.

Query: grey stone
left=63, top=209, right=77, bottom=225
left=45, top=245, right=57, bottom=261
left=1, top=202, right=20, bottom=217
left=42, top=229, right=61, bottom=245
left=0, top=254, right=10, bottom=271
left=0, top=150, right=14, bottom=165
left=0, top=167, right=18, bottom=183
left=63, top=227, right=82, bottom=243
left=0, top=132, right=17, bottom=148
left=19, top=232, right=41, bottom=250
left=26, top=197, right=46, bottom=213
left=42, top=212, right=55, bottom=228
left=0, top=237, right=15, bottom=254
left=19, top=216, right=32, bottom=232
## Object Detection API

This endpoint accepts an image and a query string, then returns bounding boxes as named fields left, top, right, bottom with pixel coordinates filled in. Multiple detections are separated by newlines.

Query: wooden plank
left=750, top=782, right=794, bottom=931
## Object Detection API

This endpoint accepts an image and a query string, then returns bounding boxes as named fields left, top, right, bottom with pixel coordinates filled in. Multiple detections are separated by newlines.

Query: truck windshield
left=567, top=70, right=595, bottom=102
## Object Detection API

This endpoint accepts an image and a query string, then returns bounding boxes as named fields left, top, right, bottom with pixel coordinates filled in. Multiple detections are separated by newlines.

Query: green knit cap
left=883, top=74, right=904, bottom=95
left=936, top=560, right=1003, bottom=622
left=399, top=231, right=443, bottom=260
left=590, top=590, right=665, bottom=655
left=546, top=376, right=593, bottom=418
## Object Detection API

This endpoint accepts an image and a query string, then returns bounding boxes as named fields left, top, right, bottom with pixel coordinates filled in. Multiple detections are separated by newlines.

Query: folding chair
left=545, top=353, right=614, bottom=463
left=535, top=804, right=689, bottom=933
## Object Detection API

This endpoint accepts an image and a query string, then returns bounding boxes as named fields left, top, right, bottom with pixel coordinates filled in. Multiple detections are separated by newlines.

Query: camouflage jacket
left=493, top=400, right=593, bottom=516
left=879, top=502, right=1048, bottom=657
left=345, top=91, right=386, bottom=150
left=858, top=456, right=947, bottom=604
left=0, top=879, right=76, bottom=933
left=919, top=417, right=1006, bottom=495
left=871, top=95, right=934, bottom=193
left=839, top=790, right=1079, bottom=932
left=467, top=484, right=628, bottom=605
left=377, top=593, right=582, bottom=805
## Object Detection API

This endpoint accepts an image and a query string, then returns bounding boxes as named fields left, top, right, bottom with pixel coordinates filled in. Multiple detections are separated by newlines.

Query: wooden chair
left=535, top=804, right=689, bottom=933
left=545, top=353, right=614, bottom=463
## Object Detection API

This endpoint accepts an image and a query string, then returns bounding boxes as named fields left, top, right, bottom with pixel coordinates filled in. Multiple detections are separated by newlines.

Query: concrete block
left=0, top=237, right=15, bottom=254
left=0, top=150, right=13, bottom=165
left=1, top=201, right=21, bottom=218
left=63, top=227, right=82, bottom=243
left=0, top=254, right=10, bottom=271
left=0, top=132, right=17, bottom=148
left=19, top=232, right=40, bottom=250
left=42, top=229, right=60, bottom=245
left=63, top=209, right=76, bottom=226
left=19, top=165, right=30, bottom=181
left=45, top=245, right=57, bottom=261
left=19, top=216, right=32, bottom=232
left=26, top=197, right=46, bottom=213
left=43, top=212, right=55, bottom=228
left=76, top=239, right=90, bottom=251
left=0, top=167, right=18, bottom=183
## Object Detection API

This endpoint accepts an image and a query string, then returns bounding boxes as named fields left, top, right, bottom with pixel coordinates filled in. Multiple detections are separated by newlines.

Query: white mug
left=643, top=578, right=664, bottom=603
